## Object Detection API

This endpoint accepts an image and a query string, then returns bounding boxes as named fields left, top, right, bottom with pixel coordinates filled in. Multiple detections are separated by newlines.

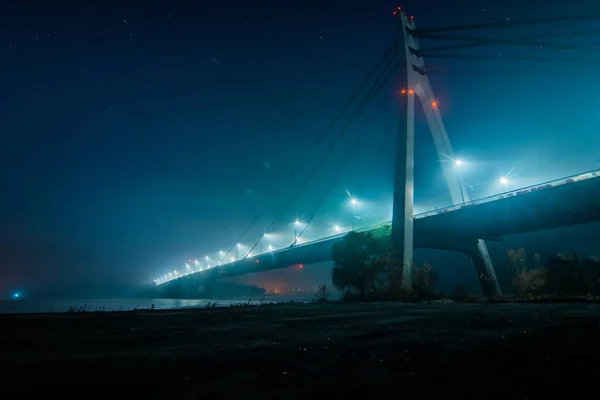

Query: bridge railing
left=290, top=221, right=392, bottom=249
left=413, top=168, right=600, bottom=219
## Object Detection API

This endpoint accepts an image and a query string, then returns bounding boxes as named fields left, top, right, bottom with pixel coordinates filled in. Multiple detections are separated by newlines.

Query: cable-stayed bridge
left=151, top=9, right=600, bottom=298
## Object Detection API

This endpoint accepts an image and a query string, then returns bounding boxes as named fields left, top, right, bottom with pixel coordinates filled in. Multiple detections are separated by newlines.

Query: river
left=0, top=296, right=313, bottom=314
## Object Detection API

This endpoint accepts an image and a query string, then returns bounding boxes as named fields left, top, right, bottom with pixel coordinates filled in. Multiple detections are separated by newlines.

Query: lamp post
left=350, top=198, right=357, bottom=230
left=294, top=220, right=300, bottom=245
left=454, top=159, right=466, bottom=204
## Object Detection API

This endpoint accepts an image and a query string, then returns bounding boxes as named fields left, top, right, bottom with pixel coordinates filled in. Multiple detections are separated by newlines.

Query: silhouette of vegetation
left=506, top=247, right=600, bottom=299
left=331, top=230, right=439, bottom=301
left=313, top=284, right=333, bottom=302
left=451, top=282, right=468, bottom=302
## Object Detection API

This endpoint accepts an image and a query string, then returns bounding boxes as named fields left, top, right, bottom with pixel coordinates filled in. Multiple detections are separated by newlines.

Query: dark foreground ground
left=2, top=302, right=600, bottom=399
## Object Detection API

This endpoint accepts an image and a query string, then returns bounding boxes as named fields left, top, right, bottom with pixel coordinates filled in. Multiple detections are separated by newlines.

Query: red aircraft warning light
left=432, top=100, right=438, bottom=108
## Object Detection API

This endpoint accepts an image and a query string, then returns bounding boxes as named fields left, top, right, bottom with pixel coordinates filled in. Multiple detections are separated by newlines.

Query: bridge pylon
left=391, top=9, right=502, bottom=298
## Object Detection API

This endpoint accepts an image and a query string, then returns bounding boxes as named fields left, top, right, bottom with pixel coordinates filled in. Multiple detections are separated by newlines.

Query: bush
left=512, top=269, right=547, bottom=299
left=313, top=285, right=333, bottom=302
left=506, top=248, right=600, bottom=299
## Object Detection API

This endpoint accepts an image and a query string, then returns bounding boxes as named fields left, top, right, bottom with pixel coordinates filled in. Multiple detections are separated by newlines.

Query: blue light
left=12, top=292, right=20, bottom=300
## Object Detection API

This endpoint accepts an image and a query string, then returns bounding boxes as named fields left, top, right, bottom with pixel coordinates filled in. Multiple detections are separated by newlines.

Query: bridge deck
left=158, top=169, right=600, bottom=286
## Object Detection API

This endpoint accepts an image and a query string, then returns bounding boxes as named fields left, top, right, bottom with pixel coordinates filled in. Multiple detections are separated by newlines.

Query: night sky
left=2, top=0, right=600, bottom=297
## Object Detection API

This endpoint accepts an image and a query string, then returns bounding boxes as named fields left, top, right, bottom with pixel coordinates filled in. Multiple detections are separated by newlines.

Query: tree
left=331, top=232, right=383, bottom=300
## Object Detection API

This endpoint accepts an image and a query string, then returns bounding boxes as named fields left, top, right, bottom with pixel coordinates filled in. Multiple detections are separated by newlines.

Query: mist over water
left=0, top=296, right=313, bottom=314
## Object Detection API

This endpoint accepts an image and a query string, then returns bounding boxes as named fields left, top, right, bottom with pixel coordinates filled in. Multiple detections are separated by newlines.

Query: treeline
left=330, top=230, right=441, bottom=301
left=507, top=248, right=600, bottom=299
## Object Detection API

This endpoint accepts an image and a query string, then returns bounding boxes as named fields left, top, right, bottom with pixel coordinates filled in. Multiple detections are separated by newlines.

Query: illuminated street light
left=230, top=256, right=235, bottom=262
left=268, top=244, right=273, bottom=251
left=334, top=225, right=341, bottom=232
left=205, top=255, right=210, bottom=260
left=453, top=159, right=466, bottom=203
left=349, top=198, right=358, bottom=230
left=293, top=220, right=303, bottom=244
left=500, top=176, right=509, bottom=186
left=219, top=250, right=225, bottom=255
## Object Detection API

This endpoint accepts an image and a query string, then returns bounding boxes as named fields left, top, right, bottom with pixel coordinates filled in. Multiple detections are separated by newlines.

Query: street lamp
left=334, top=225, right=341, bottom=233
left=235, top=243, right=242, bottom=259
left=349, top=198, right=357, bottom=230
left=499, top=176, right=509, bottom=189
left=454, top=159, right=466, bottom=204
left=294, top=220, right=301, bottom=244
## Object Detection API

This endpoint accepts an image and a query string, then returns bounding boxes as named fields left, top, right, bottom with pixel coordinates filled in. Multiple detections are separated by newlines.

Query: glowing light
left=205, top=255, right=210, bottom=260
left=432, top=100, right=437, bottom=108
left=401, top=89, right=406, bottom=94
left=499, top=176, right=509, bottom=185
left=255, top=259, right=259, bottom=263
left=295, top=220, right=301, bottom=225
left=268, top=244, right=273, bottom=250
left=334, top=225, right=341, bottom=232
left=408, top=89, right=414, bottom=94
left=219, top=250, right=224, bottom=255
left=12, top=292, right=20, bottom=300
left=230, top=256, right=235, bottom=262
left=236, top=243, right=242, bottom=248
left=455, top=159, right=463, bottom=167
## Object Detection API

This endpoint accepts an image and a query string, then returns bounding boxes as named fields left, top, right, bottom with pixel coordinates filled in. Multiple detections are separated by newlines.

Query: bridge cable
left=421, top=42, right=600, bottom=74
left=213, top=40, right=397, bottom=262
left=417, top=28, right=600, bottom=54
left=412, top=15, right=600, bottom=36
left=294, top=70, right=396, bottom=243
left=243, top=57, right=399, bottom=257
left=217, top=214, right=260, bottom=265
left=273, top=42, right=397, bottom=196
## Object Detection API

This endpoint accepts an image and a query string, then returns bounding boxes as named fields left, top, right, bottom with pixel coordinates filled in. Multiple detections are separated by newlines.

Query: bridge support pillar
left=391, top=8, right=417, bottom=288
left=393, top=9, right=502, bottom=297
left=464, top=240, right=502, bottom=298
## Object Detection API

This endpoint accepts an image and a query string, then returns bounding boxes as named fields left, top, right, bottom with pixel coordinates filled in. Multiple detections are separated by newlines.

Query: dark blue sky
left=1, top=0, right=599, bottom=295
